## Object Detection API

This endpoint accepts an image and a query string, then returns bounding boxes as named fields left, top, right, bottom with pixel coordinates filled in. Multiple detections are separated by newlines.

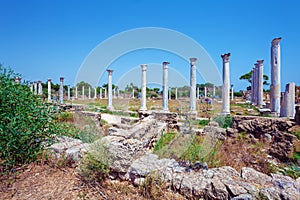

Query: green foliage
left=79, top=142, right=110, bottom=182
left=198, top=119, right=209, bottom=127
left=240, top=71, right=269, bottom=85
left=293, top=152, right=300, bottom=161
left=233, top=92, right=242, bottom=97
left=139, top=172, right=166, bottom=199
left=0, top=65, right=59, bottom=171
left=213, top=115, right=233, bottom=128
left=154, top=132, right=177, bottom=152
left=281, top=164, right=300, bottom=179
left=290, top=130, right=300, bottom=140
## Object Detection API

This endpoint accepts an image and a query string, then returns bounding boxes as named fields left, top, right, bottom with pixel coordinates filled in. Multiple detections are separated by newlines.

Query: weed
left=281, top=164, right=300, bottom=179
left=198, top=119, right=209, bottom=127
left=154, top=132, right=177, bottom=152
left=293, top=152, right=300, bottom=161
left=139, top=172, right=166, bottom=199
left=213, top=115, right=233, bottom=128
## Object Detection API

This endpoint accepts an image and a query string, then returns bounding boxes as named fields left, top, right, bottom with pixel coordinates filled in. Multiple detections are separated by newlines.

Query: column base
left=188, top=110, right=197, bottom=120
left=107, top=105, right=114, bottom=111
left=139, top=107, right=147, bottom=111
left=220, top=111, right=230, bottom=116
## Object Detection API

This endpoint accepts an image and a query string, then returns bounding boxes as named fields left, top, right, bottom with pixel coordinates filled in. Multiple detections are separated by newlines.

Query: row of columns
left=251, top=60, right=264, bottom=107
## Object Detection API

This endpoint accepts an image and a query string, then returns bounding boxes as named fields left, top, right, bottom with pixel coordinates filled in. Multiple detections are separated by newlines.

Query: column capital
left=189, top=58, right=197, bottom=64
left=60, top=77, right=64, bottom=82
left=254, top=63, right=259, bottom=68
left=272, top=37, right=282, bottom=46
left=221, top=53, right=231, bottom=62
left=163, top=61, right=170, bottom=65
left=257, top=60, right=264, bottom=66
left=38, top=80, right=42, bottom=83
left=163, top=62, right=169, bottom=69
left=48, top=78, right=51, bottom=82
left=141, top=64, right=147, bottom=71
left=107, top=69, right=114, bottom=75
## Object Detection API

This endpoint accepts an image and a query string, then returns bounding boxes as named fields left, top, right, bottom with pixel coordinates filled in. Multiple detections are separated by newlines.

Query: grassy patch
left=281, top=164, right=300, bottom=179
left=213, top=115, right=233, bottom=128
left=293, top=152, right=300, bottom=161
left=154, top=132, right=177, bottom=152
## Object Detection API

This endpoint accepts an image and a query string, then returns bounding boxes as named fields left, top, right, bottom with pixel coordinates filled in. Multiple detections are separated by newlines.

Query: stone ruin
left=49, top=110, right=300, bottom=199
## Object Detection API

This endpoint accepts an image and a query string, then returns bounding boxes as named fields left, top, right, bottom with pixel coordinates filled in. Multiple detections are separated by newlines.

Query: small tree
left=0, top=65, right=59, bottom=171
left=240, top=71, right=269, bottom=90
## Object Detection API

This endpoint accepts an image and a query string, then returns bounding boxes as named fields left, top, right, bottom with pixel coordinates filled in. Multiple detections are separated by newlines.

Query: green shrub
left=153, top=132, right=177, bottom=152
left=199, top=119, right=209, bottom=127
left=213, top=115, right=233, bottom=128
left=79, top=142, right=110, bottom=182
left=0, top=65, right=59, bottom=172
left=281, top=164, right=300, bottom=179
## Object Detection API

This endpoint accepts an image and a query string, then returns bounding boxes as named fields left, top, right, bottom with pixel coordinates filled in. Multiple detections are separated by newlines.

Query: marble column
left=100, top=87, right=102, bottom=99
left=30, top=82, right=33, bottom=93
left=253, top=65, right=258, bottom=105
left=59, top=77, right=64, bottom=104
left=280, top=82, right=295, bottom=117
left=67, top=85, right=70, bottom=101
left=162, top=62, right=169, bottom=112
left=204, top=86, right=207, bottom=98
left=107, top=69, right=114, bottom=110
left=104, top=88, right=107, bottom=99
left=88, top=87, right=90, bottom=99
left=257, top=60, right=264, bottom=107
left=213, top=85, right=216, bottom=97
left=169, top=87, right=171, bottom=100
left=34, top=81, right=37, bottom=95
left=196, top=87, right=199, bottom=99
left=94, top=88, right=97, bottom=99
left=82, top=86, right=85, bottom=100
left=270, top=37, right=282, bottom=115
left=47, top=79, right=51, bottom=101
left=221, top=53, right=231, bottom=115
left=113, top=88, right=116, bottom=99
left=38, top=80, right=42, bottom=95
left=75, top=86, right=78, bottom=99
left=132, top=88, right=134, bottom=98
left=175, top=87, right=178, bottom=100
left=140, top=64, right=147, bottom=111
left=190, top=58, right=197, bottom=111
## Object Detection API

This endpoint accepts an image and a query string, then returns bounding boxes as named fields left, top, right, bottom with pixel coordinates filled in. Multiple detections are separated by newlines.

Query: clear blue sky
left=0, top=0, right=299, bottom=90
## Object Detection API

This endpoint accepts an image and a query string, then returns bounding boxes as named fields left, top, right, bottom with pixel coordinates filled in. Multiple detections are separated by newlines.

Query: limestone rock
left=241, top=167, right=272, bottom=186
left=203, top=126, right=227, bottom=140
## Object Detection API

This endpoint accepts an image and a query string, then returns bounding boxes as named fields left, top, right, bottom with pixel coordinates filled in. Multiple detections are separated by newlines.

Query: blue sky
left=0, top=0, right=299, bottom=90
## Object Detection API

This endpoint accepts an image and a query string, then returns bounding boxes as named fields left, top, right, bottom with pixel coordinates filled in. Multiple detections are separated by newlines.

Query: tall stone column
left=82, top=86, right=85, bottom=100
left=270, top=37, right=282, bottom=116
left=253, top=65, right=258, bottom=105
left=33, top=81, right=37, bottom=95
left=38, top=81, right=42, bottom=95
left=169, top=87, right=171, bottom=100
left=251, top=69, right=254, bottom=103
left=190, top=58, right=197, bottom=112
left=257, top=60, right=264, bottom=107
left=140, top=64, right=147, bottom=111
left=104, top=88, right=107, bottom=99
left=280, top=82, right=295, bottom=117
left=221, top=53, right=231, bottom=115
left=132, top=88, right=134, bottom=98
left=213, top=85, right=216, bottom=97
left=107, top=69, right=114, bottom=110
left=75, top=86, right=78, bottom=99
left=175, top=87, right=178, bottom=100
left=47, top=79, right=51, bottom=101
left=113, top=88, right=116, bottom=99
left=30, top=82, right=33, bottom=93
left=162, top=62, right=169, bottom=112
left=67, top=85, right=70, bottom=101
left=197, top=87, right=199, bottom=99
left=59, top=77, right=64, bottom=104
left=204, top=86, right=207, bottom=98
left=94, top=88, right=97, bottom=99
left=100, top=87, right=102, bottom=99
left=88, top=87, right=91, bottom=99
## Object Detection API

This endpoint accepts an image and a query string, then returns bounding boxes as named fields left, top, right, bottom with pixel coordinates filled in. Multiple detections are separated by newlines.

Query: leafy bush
left=199, top=119, right=209, bottom=127
left=213, top=115, right=233, bottom=128
left=0, top=65, right=59, bottom=171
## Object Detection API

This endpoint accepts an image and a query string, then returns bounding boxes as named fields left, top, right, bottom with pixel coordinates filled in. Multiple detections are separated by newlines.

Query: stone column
left=75, top=86, right=78, bottom=99
left=100, top=87, right=102, bottom=99
left=104, top=88, right=107, bottom=99
left=280, top=82, right=295, bottom=117
left=113, top=88, right=116, bottom=99
left=213, top=85, right=216, bottom=97
left=196, top=87, right=199, bottom=99
left=88, top=87, right=91, bottom=99
left=257, top=60, right=264, bottom=107
left=30, top=82, right=33, bottom=93
left=59, top=77, right=64, bottom=104
left=38, top=80, right=42, bottom=95
left=190, top=58, right=197, bottom=112
left=47, top=79, right=51, bottom=101
left=221, top=53, right=231, bottom=115
left=175, top=87, right=178, bottom=100
left=251, top=69, right=254, bottom=103
left=67, top=85, right=70, bottom=101
left=33, top=81, right=37, bottom=95
left=107, top=69, right=114, bottom=110
left=140, top=64, right=147, bottom=111
left=94, top=88, right=97, bottom=99
left=169, top=87, right=171, bottom=100
left=132, top=88, right=134, bottom=98
left=253, top=65, right=258, bottom=105
left=270, top=37, right=282, bottom=115
left=204, top=86, right=207, bottom=98
left=82, top=86, right=85, bottom=100
left=162, top=62, right=169, bottom=112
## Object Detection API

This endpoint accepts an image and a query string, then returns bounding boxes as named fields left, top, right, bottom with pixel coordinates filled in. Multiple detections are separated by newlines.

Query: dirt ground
left=0, top=163, right=185, bottom=200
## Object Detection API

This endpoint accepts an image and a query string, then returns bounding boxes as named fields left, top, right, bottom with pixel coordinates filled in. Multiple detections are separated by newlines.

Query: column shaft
left=140, top=64, right=147, bottom=111
left=190, top=58, right=197, bottom=111
left=162, top=62, right=169, bottom=111
left=59, top=77, right=64, bottom=104
left=107, top=70, right=114, bottom=110
left=221, top=53, right=231, bottom=115
left=47, top=79, right=51, bottom=101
